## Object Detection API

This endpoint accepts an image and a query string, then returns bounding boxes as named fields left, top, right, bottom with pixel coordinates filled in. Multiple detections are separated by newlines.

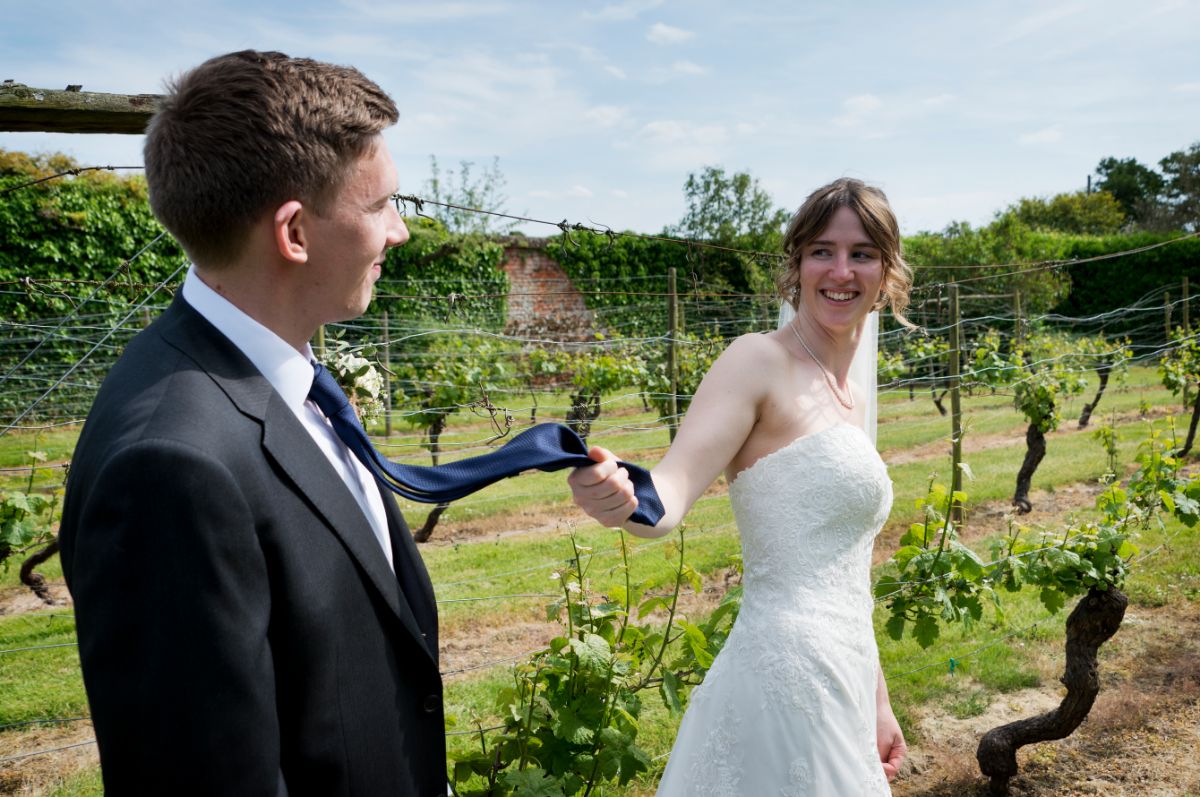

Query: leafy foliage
left=423, top=156, right=519, bottom=235
left=526, top=338, right=645, bottom=443
left=1094, top=156, right=1166, bottom=228
left=1159, top=326, right=1200, bottom=398
left=0, top=149, right=185, bottom=421
left=1052, top=232, right=1200, bottom=340
left=392, top=334, right=514, bottom=463
left=905, top=216, right=1072, bottom=315
left=0, top=450, right=60, bottom=570
left=638, top=332, right=724, bottom=422
left=1001, top=191, right=1126, bottom=236
left=669, top=166, right=789, bottom=254
left=878, top=419, right=1198, bottom=648
left=448, top=531, right=740, bottom=796
left=547, top=230, right=773, bottom=339
left=1159, top=141, right=1200, bottom=231
left=376, top=215, right=508, bottom=326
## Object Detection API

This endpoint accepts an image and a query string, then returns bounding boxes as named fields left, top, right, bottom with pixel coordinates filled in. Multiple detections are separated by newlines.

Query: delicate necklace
left=789, top=321, right=855, bottom=410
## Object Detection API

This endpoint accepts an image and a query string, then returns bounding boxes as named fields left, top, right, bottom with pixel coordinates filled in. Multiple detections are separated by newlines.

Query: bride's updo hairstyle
left=778, top=178, right=914, bottom=328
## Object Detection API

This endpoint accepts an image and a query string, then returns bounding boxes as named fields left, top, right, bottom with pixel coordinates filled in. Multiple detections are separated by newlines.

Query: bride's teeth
left=823, top=290, right=857, bottom=301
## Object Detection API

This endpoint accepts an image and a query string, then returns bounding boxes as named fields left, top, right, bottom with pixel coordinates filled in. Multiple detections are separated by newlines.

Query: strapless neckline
left=730, top=423, right=868, bottom=489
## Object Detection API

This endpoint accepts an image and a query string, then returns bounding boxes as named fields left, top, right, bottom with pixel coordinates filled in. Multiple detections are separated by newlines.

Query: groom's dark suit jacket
left=59, top=296, right=446, bottom=796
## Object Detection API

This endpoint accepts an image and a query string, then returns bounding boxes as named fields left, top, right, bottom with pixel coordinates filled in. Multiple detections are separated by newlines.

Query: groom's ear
left=273, top=200, right=308, bottom=264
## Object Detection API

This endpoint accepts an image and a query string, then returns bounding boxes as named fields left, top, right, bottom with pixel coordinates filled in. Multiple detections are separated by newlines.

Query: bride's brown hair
left=777, top=178, right=914, bottom=328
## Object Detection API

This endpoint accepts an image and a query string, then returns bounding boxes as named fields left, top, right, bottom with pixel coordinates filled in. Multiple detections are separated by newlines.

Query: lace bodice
left=729, top=423, right=892, bottom=623
left=655, top=423, right=894, bottom=796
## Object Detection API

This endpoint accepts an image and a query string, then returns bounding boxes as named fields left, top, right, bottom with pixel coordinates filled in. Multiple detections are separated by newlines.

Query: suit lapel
left=382, top=492, right=439, bottom=661
left=156, top=297, right=434, bottom=660
left=258, top=397, right=430, bottom=648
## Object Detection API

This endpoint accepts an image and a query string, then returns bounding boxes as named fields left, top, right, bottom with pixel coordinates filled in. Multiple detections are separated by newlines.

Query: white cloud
left=585, top=105, right=631, bottom=127
left=335, top=0, right=512, bottom=21
left=639, top=120, right=728, bottom=146
left=1018, top=124, right=1063, bottom=145
left=583, top=0, right=665, bottom=21
left=604, top=65, right=628, bottom=79
left=626, top=119, right=729, bottom=170
left=1173, top=82, right=1200, bottom=93
left=409, top=112, right=455, bottom=129
left=527, top=185, right=594, bottom=200
left=921, top=93, right=956, bottom=107
left=646, top=22, right=694, bottom=45
left=833, top=94, right=882, bottom=127
left=997, top=2, right=1086, bottom=45
left=735, top=122, right=759, bottom=135
left=672, top=60, right=707, bottom=76
left=395, top=51, right=601, bottom=150
left=611, top=189, right=630, bottom=199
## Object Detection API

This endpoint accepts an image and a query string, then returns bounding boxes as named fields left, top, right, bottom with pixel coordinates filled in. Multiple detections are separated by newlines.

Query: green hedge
left=546, top=230, right=776, bottom=338
left=1053, top=233, right=1200, bottom=343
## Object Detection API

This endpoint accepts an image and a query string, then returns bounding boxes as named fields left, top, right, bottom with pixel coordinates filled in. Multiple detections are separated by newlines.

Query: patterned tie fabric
left=307, top=363, right=665, bottom=526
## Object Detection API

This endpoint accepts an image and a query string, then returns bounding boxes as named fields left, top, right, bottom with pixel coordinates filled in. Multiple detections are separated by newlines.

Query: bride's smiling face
left=796, top=206, right=884, bottom=334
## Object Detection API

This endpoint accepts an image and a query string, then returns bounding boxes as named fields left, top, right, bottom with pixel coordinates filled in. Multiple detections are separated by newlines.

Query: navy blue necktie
left=307, top=363, right=665, bottom=526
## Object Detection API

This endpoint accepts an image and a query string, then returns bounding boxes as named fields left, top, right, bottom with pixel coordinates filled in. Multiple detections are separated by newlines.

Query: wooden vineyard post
left=949, top=284, right=964, bottom=523
left=1184, top=278, right=1191, bottom=411
left=1165, top=290, right=1172, bottom=342
left=1013, top=289, right=1023, bottom=349
left=667, top=267, right=679, bottom=442
left=382, top=310, right=392, bottom=438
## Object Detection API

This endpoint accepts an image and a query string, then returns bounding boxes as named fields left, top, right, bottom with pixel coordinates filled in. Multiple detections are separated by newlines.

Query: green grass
left=2, top=364, right=1199, bottom=794
left=47, top=768, right=105, bottom=797
left=0, top=613, right=86, bottom=726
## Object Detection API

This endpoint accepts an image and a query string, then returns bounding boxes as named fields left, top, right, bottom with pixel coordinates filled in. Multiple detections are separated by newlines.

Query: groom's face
left=300, top=136, right=409, bottom=324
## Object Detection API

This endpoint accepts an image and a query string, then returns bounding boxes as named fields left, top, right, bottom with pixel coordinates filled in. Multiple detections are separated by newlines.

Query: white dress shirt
left=181, top=266, right=394, bottom=571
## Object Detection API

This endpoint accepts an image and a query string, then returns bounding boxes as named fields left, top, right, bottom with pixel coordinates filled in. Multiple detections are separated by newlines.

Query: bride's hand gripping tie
left=567, top=446, right=639, bottom=528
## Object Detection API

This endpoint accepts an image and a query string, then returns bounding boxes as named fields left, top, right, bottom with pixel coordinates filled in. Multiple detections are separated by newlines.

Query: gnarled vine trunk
left=977, top=586, right=1127, bottom=795
left=566, top=391, right=601, bottom=444
left=413, top=416, right=449, bottom=543
left=1012, top=421, right=1047, bottom=514
left=19, top=539, right=59, bottom=604
left=1176, top=387, right=1200, bottom=458
left=931, top=386, right=949, bottom=417
left=1077, top=363, right=1112, bottom=429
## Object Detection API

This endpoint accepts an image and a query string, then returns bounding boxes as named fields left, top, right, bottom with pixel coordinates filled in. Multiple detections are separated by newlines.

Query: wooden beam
left=0, top=82, right=160, bottom=134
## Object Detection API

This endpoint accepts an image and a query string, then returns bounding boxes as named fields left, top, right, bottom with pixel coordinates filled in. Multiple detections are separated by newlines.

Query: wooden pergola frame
left=0, top=82, right=159, bottom=135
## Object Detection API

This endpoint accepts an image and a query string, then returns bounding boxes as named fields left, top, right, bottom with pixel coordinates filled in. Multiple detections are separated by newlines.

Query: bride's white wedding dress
left=656, top=423, right=893, bottom=796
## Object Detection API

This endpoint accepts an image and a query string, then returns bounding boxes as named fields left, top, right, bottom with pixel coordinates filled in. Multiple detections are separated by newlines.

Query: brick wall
left=500, top=237, right=593, bottom=340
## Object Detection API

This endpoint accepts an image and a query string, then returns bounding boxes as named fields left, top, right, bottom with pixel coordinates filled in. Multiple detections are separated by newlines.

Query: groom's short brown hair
left=144, top=50, right=399, bottom=267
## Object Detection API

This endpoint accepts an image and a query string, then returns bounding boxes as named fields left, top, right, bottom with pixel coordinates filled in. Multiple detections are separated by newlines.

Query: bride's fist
left=568, top=446, right=638, bottom=528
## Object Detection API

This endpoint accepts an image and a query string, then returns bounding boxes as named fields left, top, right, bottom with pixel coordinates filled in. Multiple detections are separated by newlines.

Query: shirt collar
left=181, top=265, right=316, bottom=412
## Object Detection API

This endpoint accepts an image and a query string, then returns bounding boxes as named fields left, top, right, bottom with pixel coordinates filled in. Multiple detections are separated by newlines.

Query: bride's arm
left=875, top=663, right=906, bottom=781
left=567, top=334, right=772, bottom=538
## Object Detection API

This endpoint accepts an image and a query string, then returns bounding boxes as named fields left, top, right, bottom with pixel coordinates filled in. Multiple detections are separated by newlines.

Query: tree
left=670, top=166, right=789, bottom=252
left=905, top=216, right=1072, bottom=315
left=1094, top=156, right=1165, bottom=228
left=1160, top=141, right=1200, bottom=231
left=1000, top=191, right=1125, bottom=236
left=423, top=156, right=518, bottom=235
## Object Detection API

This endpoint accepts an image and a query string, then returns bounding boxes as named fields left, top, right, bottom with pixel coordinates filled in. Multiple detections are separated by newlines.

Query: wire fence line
left=1, top=292, right=1189, bottom=433
left=4, top=169, right=1200, bottom=776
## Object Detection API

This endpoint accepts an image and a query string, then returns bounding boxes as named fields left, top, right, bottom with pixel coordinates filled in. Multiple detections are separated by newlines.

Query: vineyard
left=3, top=160, right=1200, bottom=795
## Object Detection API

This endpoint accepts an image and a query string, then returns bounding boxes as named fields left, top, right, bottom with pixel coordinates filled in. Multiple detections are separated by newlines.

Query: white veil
left=777, top=304, right=879, bottom=446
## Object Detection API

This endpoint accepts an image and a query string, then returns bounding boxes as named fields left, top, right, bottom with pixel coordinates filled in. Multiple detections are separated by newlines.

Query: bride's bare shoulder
left=720, top=331, right=790, bottom=363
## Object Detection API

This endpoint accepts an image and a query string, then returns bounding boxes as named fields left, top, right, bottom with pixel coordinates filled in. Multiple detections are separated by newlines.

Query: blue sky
left=3, top=0, right=1198, bottom=236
